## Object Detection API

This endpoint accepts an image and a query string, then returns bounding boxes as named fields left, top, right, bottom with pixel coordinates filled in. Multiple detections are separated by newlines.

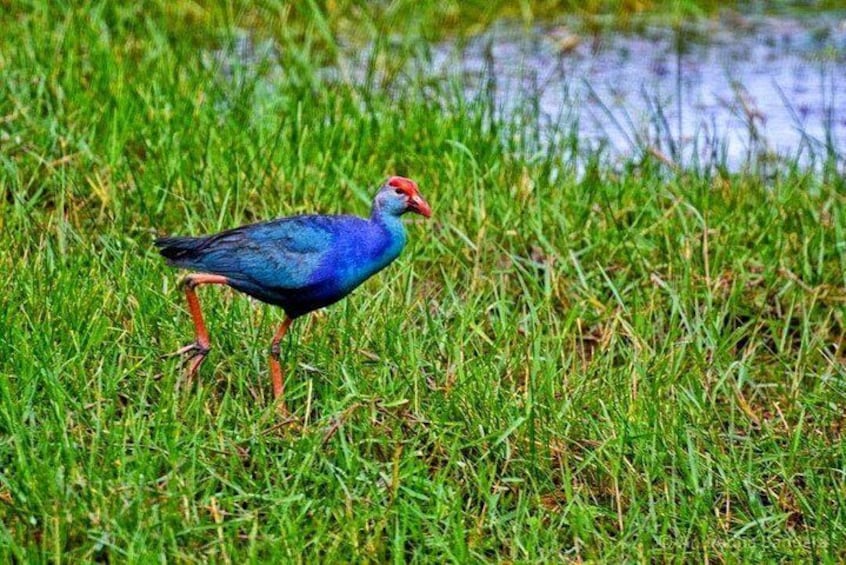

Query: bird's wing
left=190, top=216, right=339, bottom=290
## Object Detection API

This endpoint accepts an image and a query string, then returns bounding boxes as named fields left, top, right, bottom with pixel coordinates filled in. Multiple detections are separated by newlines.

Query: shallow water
left=425, top=14, right=846, bottom=171
left=217, top=13, right=846, bottom=172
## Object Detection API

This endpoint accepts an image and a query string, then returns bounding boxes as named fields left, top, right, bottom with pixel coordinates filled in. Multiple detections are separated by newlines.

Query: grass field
left=2, top=1, right=845, bottom=561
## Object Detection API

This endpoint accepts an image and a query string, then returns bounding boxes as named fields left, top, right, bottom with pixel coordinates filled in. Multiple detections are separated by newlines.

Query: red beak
left=409, top=194, right=432, bottom=218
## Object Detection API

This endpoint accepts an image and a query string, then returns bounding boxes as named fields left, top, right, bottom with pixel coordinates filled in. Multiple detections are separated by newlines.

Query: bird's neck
left=370, top=205, right=407, bottom=247
left=372, top=204, right=402, bottom=229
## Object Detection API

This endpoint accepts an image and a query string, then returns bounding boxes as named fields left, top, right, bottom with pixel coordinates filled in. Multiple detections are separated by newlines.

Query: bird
left=155, top=176, right=431, bottom=412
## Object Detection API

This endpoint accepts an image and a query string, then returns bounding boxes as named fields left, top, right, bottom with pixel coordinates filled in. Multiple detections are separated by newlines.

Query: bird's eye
left=395, top=189, right=404, bottom=195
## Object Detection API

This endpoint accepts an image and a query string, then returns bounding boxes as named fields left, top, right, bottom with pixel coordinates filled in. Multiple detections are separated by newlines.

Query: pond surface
left=220, top=12, right=846, bottom=172
left=423, top=13, right=846, bottom=171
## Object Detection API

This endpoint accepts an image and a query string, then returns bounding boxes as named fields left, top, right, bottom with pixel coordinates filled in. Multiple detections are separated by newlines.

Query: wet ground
left=423, top=13, right=846, bottom=170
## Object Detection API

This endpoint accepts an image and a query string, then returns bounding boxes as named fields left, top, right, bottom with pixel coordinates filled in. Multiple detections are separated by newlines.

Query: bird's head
left=374, top=176, right=432, bottom=219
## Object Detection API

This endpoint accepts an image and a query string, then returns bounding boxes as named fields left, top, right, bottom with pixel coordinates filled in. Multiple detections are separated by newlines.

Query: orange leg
left=269, top=316, right=294, bottom=407
left=174, top=273, right=229, bottom=378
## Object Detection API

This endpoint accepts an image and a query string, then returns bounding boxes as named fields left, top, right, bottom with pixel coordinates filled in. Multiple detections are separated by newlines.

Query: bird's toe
left=184, top=352, right=208, bottom=377
left=165, top=341, right=211, bottom=378
left=168, top=341, right=210, bottom=359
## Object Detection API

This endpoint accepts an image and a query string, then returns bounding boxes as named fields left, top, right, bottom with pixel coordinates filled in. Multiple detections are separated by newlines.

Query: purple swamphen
left=156, top=176, right=431, bottom=411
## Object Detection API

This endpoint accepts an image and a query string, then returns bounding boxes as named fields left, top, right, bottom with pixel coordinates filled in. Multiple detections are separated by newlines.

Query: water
left=424, top=14, right=846, bottom=171
left=215, top=13, right=846, bottom=173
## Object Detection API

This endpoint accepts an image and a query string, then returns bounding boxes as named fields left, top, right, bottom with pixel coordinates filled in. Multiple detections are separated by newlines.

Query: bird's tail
left=154, top=235, right=208, bottom=265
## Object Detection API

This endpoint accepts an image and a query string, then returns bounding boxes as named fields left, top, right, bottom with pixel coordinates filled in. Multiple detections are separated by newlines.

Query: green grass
left=2, top=1, right=846, bottom=562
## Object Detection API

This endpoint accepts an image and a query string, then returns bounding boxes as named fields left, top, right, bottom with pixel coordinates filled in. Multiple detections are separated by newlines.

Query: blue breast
left=310, top=216, right=406, bottom=296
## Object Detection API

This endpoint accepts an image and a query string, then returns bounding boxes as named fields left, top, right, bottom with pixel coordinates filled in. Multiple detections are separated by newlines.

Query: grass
left=2, top=0, right=846, bottom=561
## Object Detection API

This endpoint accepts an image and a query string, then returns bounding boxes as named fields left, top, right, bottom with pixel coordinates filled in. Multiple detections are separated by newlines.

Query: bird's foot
left=167, top=341, right=210, bottom=377
left=266, top=403, right=302, bottom=434
left=275, top=400, right=301, bottom=424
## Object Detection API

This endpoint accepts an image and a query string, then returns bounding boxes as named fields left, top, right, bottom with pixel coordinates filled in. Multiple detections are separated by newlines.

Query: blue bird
left=156, top=176, right=431, bottom=410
